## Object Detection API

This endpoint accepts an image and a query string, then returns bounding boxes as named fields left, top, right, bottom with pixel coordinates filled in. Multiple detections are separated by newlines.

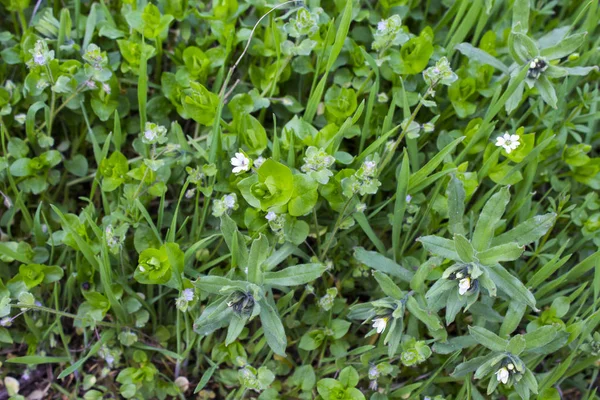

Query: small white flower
left=363, top=161, right=376, bottom=174
left=182, top=288, right=195, bottom=302
left=458, top=277, right=471, bottom=295
left=223, top=194, right=237, bottom=209
left=254, top=156, right=265, bottom=169
left=0, top=317, right=12, bottom=327
left=265, top=211, right=277, bottom=221
left=102, top=83, right=111, bottom=94
left=377, top=92, right=389, bottom=103
left=4, top=376, right=20, bottom=396
left=144, top=130, right=156, bottom=142
left=377, top=20, right=388, bottom=32
left=231, top=152, right=250, bottom=174
left=496, top=367, right=510, bottom=384
left=85, top=80, right=97, bottom=90
left=406, top=195, right=412, bottom=203
left=15, top=113, right=26, bottom=124
left=372, top=317, right=388, bottom=334
left=368, top=365, right=380, bottom=380
left=356, top=203, right=367, bottom=213
left=495, top=133, right=521, bottom=154
left=142, top=122, right=167, bottom=145
left=185, top=188, right=196, bottom=199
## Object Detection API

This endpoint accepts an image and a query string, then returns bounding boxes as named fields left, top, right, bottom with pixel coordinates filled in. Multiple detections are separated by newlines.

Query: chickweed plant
left=0, top=0, right=599, bottom=399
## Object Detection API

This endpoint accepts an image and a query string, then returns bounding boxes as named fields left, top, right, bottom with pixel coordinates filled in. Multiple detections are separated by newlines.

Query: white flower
left=231, top=152, right=250, bottom=174
left=85, top=80, right=97, bottom=90
left=102, top=83, right=111, bottom=94
left=406, top=195, right=412, bottom=203
left=0, top=317, right=12, bottom=327
left=377, top=20, right=388, bottom=32
left=15, top=113, right=26, bottom=124
left=144, top=129, right=157, bottom=142
left=265, top=211, right=277, bottom=221
left=495, top=133, right=521, bottom=154
left=458, top=277, right=471, bottom=295
left=223, top=194, right=237, bottom=209
left=185, top=188, right=196, bottom=199
left=142, top=122, right=167, bottom=145
left=363, top=161, right=377, bottom=176
left=254, top=156, right=265, bottom=169
left=372, top=318, right=388, bottom=334
left=182, top=288, right=195, bottom=302
left=496, top=367, right=510, bottom=384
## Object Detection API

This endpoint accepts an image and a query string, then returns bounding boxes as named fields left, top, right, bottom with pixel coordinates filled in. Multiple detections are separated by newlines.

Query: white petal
left=231, top=158, right=242, bottom=166
left=495, top=138, right=505, bottom=146
left=232, top=166, right=243, bottom=174
left=510, top=134, right=520, bottom=142
left=505, top=147, right=512, bottom=154
left=503, top=133, right=511, bottom=140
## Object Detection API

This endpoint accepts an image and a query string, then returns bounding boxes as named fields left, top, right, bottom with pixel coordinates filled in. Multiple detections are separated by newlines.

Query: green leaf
left=258, top=297, right=287, bottom=356
left=447, top=175, right=466, bottom=236
left=6, top=355, right=71, bottom=365
left=540, top=32, right=586, bottom=60
left=339, top=366, right=359, bottom=388
left=512, top=0, right=530, bottom=33
left=263, top=263, right=327, bottom=287
left=454, top=234, right=475, bottom=263
left=354, top=247, right=414, bottom=282
left=477, top=243, right=525, bottom=264
left=536, top=75, right=558, bottom=109
left=288, top=174, right=318, bottom=217
left=472, top=186, right=510, bottom=252
left=492, top=213, right=556, bottom=247
left=393, top=153, right=410, bottom=258
left=410, top=137, right=465, bottom=190
left=523, top=325, right=557, bottom=350
left=506, top=334, right=526, bottom=355
left=194, top=276, right=247, bottom=294
left=373, top=271, right=405, bottom=300
left=247, top=234, right=269, bottom=285
left=406, top=296, right=443, bottom=331
left=486, top=264, right=537, bottom=309
left=468, top=326, right=508, bottom=352
left=220, top=214, right=248, bottom=268
left=455, top=43, right=509, bottom=73
left=418, top=236, right=462, bottom=262
left=509, top=32, right=539, bottom=64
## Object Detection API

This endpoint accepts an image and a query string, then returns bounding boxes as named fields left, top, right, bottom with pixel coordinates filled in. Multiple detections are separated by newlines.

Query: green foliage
left=0, top=0, right=598, bottom=399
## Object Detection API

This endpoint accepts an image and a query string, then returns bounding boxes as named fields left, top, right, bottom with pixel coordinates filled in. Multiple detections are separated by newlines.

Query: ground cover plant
left=0, top=0, right=599, bottom=398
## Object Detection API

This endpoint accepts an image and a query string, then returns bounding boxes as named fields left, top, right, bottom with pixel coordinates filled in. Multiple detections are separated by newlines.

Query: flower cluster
left=342, top=159, right=382, bottom=197
left=423, top=57, right=458, bottom=87
left=27, top=40, right=54, bottom=69
left=175, top=288, right=196, bottom=312
left=319, top=287, right=338, bottom=311
left=301, top=146, right=335, bottom=184
left=83, top=44, right=108, bottom=70
left=372, top=15, right=404, bottom=52
left=212, top=193, right=238, bottom=217
left=284, top=7, right=321, bottom=38
left=142, top=122, right=168, bottom=145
